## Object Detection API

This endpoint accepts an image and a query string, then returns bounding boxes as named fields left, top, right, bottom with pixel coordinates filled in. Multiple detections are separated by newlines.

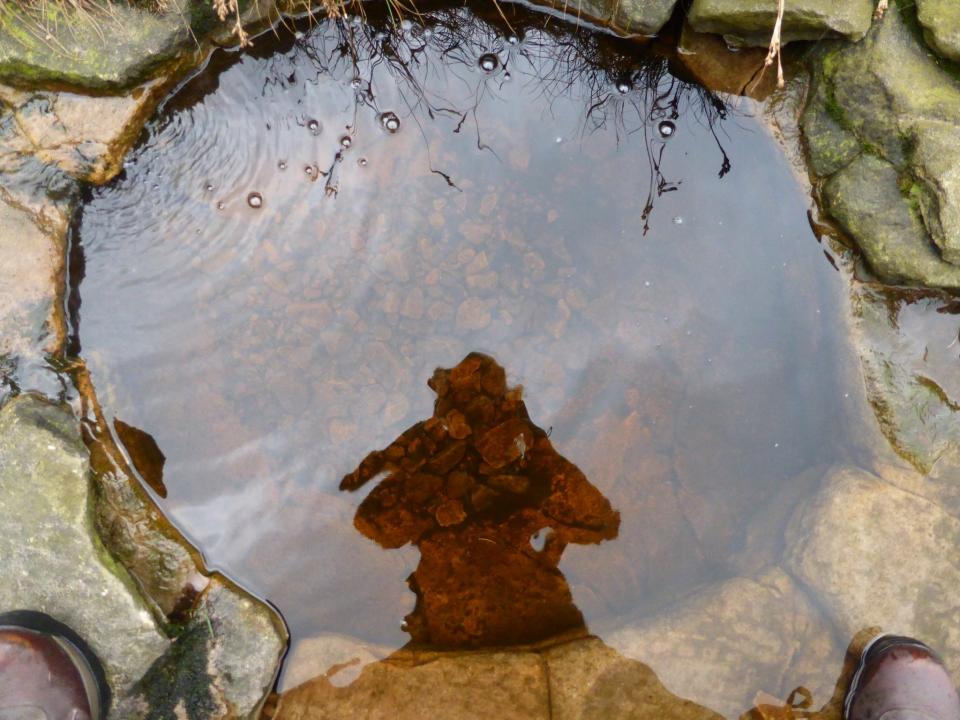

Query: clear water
left=73, top=3, right=851, bottom=697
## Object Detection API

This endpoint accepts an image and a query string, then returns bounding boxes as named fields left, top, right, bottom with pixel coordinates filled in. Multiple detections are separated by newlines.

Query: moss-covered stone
left=688, top=0, right=874, bottom=47
left=0, top=2, right=212, bottom=91
left=800, top=71, right=861, bottom=176
left=801, top=1, right=960, bottom=288
left=118, top=576, right=287, bottom=719
left=823, top=154, right=960, bottom=288
left=917, top=0, right=960, bottom=63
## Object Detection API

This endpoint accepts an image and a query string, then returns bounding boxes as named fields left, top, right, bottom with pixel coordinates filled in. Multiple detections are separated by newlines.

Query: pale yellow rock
left=275, top=648, right=549, bottom=720
left=607, top=568, right=843, bottom=718
left=543, top=636, right=723, bottom=720
left=785, top=465, right=960, bottom=682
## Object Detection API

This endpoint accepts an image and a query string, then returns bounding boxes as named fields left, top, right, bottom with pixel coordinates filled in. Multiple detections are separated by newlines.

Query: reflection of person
left=339, top=352, right=620, bottom=647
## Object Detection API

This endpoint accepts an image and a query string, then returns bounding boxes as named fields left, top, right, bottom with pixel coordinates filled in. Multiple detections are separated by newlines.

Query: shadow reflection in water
left=340, top=352, right=619, bottom=647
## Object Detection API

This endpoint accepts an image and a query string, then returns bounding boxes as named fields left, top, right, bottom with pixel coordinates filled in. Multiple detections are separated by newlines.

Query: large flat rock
left=784, top=465, right=960, bottom=680
left=275, top=646, right=550, bottom=720
left=606, top=568, right=843, bottom=717
left=0, top=395, right=170, bottom=696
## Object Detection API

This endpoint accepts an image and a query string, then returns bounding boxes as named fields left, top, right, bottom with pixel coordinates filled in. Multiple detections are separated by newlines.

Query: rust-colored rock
left=340, top=353, right=620, bottom=647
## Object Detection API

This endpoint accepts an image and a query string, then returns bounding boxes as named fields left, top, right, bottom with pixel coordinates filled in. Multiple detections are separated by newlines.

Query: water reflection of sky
left=76, top=4, right=848, bottom=690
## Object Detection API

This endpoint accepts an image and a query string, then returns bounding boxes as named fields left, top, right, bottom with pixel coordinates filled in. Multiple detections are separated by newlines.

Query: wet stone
left=784, top=465, right=960, bottom=682
left=688, top=0, right=874, bottom=46
left=0, top=79, right=171, bottom=184
left=0, top=395, right=170, bottom=699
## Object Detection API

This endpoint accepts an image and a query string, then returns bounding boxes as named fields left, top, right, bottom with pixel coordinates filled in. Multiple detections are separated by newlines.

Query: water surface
left=74, top=3, right=849, bottom=691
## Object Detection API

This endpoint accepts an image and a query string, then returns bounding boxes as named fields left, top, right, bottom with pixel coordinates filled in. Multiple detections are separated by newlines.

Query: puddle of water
left=73, top=2, right=849, bottom=688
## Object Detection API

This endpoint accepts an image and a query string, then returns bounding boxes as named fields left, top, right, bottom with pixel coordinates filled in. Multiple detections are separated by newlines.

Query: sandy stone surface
left=543, top=636, right=723, bottom=720
left=784, top=465, right=960, bottom=682
left=0, top=80, right=170, bottom=185
left=0, top=198, right=62, bottom=360
left=275, top=647, right=550, bottom=720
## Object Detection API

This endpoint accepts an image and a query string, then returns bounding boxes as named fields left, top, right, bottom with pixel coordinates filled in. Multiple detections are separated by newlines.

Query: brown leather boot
left=845, top=634, right=960, bottom=720
left=0, top=611, right=107, bottom=720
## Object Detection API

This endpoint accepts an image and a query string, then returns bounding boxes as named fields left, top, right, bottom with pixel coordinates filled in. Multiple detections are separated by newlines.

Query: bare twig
left=763, top=0, right=785, bottom=88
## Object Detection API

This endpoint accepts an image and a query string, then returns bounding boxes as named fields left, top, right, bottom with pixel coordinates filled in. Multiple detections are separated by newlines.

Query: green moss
left=132, top=616, right=221, bottom=719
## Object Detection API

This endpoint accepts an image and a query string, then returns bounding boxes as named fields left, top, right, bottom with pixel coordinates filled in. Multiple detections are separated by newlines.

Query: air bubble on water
left=247, top=192, right=263, bottom=209
left=380, top=111, right=400, bottom=133
left=304, top=165, right=316, bottom=178
left=555, top=136, right=563, bottom=144
left=204, top=183, right=214, bottom=192
left=616, top=80, right=631, bottom=94
left=307, top=118, right=322, bottom=135
left=507, top=34, right=519, bottom=44
left=672, top=216, right=684, bottom=225
left=479, top=53, right=499, bottom=72
left=358, top=157, right=368, bottom=167
left=340, top=135, right=353, bottom=149
left=658, top=120, right=676, bottom=138
left=216, top=201, right=225, bottom=210
left=278, top=160, right=287, bottom=171
left=503, top=71, right=512, bottom=81
left=350, top=77, right=361, bottom=89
